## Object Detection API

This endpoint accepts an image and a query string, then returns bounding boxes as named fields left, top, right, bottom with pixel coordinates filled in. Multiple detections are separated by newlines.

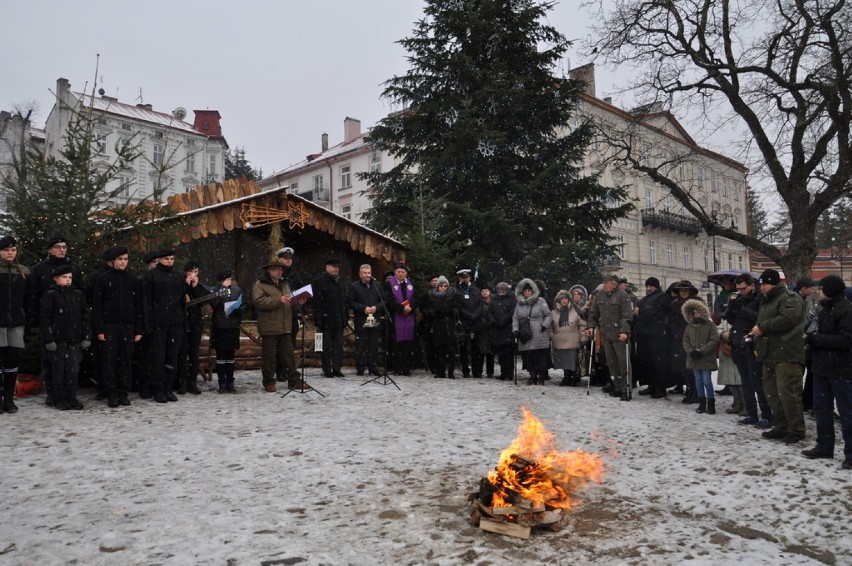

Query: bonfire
left=468, top=407, right=604, bottom=539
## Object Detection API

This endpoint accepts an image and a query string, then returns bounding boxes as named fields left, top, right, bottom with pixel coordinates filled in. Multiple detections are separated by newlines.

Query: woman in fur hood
left=682, top=298, right=719, bottom=414
left=512, top=278, right=552, bottom=385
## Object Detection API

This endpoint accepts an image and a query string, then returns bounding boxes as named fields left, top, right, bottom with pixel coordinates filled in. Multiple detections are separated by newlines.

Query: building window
left=369, top=151, right=381, bottom=173
left=722, top=177, right=729, bottom=197
left=342, top=204, right=352, bottom=220
left=683, top=246, right=691, bottom=268
left=644, top=187, right=652, bottom=209
left=117, top=175, right=132, bottom=198
left=153, top=144, right=164, bottom=167
left=154, top=131, right=164, bottom=140
left=340, top=165, right=351, bottom=189
left=666, top=242, right=675, bottom=266
left=649, top=240, right=657, bottom=265
left=728, top=253, right=733, bottom=270
left=122, top=123, right=132, bottom=131
left=738, top=255, right=743, bottom=269
left=697, top=166, right=705, bottom=191
left=208, top=154, right=217, bottom=177
left=94, top=133, right=107, bottom=155
left=313, top=174, right=328, bottom=200
left=734, top=183, right=742, bottom=201
left=185, top=149, right=195, bottom=173
left=289, top=182, right=298, bottom=194
left=662, top=192, right=671, bottom=212
left=704, top=251, right=710, bottom=271
left=711, top=172, right=718, bottom=193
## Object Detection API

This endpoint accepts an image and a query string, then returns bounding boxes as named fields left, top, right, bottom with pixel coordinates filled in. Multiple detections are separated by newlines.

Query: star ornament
left=285, top=201, right=310, bottom=229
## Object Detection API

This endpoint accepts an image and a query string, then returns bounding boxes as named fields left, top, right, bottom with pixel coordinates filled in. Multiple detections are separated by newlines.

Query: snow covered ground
left=1, top=367, right=849, bottom=566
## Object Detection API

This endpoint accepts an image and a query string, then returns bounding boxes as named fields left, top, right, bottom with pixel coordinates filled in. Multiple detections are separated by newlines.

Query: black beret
left=183, top=260, right=200, bottom=272
left=325, top=258, right=341, bottom=266
left=216, top=270, right=232, bottom=282
left=45, top=235, right=67, bottom=250
left=759, top=269, right=781, bottom=286
left=52, top=265, right=73, bottom=277
left=102, top=246, right=128, bottom=262
left=142, top=250, right=160, bottom=264
left=0, top=235, right=17, bottom=250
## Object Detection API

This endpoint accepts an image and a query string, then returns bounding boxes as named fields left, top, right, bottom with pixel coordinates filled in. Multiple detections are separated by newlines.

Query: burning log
left=468, top=407, right=604, bottom=539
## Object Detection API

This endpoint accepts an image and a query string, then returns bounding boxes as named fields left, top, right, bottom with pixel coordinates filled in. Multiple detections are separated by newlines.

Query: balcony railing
left=641, top=207, right=701, bottom=236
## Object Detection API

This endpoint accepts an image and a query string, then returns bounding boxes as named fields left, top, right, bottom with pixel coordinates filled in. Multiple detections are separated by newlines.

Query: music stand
left=282, top=307, right=326, bottom=398
left=361, top=281, right=400, bottom=390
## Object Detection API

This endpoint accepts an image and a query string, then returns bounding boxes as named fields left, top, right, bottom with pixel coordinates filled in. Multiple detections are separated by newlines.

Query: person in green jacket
left=750, top=269, right=807, bottom=444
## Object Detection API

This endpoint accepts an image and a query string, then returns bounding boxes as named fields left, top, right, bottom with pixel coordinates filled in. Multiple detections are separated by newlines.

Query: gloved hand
left=689, top=350, right=703, bottom=359
left=45, top=342, right=57, bottom=352
left=512, top=330, right=519, bottom=337
left=81, top=340, right=91, bottom=350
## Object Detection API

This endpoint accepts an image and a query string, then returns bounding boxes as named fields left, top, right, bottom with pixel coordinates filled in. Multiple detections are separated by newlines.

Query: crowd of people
left=1, top=235, right=849, bottom=470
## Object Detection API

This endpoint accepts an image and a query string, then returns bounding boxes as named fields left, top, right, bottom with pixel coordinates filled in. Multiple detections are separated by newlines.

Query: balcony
left=641, top=207, right=701, bottom=236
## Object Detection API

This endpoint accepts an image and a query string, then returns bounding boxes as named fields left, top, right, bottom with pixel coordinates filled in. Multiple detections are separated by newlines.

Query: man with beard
left=140, top=249, right=186, bottom=403
left=312, top=258, right=349, bottom=377
left=635, top=277, right=671, bottom=398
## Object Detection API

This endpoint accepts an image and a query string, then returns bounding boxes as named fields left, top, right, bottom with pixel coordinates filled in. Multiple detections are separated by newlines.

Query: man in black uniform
left=176, top=260, right=205, bottom=395
left=455, top=269, right=482, bottom=378
left=312, top=258, right=349, bottom=377
left=141, top=249, right=186, bottom=403
left=92, top=246, right=143, bottom=407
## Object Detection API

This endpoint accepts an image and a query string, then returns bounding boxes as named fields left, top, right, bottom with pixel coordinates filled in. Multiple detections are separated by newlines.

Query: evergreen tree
left=361, top=0, right=630, bottom=288
left=225, top=147, right=262, bottom=181
left=745, top=186, right=769, bottom=242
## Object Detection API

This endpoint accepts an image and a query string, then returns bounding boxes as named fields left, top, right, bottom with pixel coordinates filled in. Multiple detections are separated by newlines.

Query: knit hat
left=0, top=235, right=17, bottom=250
left=555, top=289, right=571, bottom=303
left=495, top=281, right=510, bottom=292
left=759, top=269, right=781, bottom=286
left=819, top=275, right=846, bottom=298
left=436, top=275, right=449, bottom=287
left=645, top=277, right=660, bottom=288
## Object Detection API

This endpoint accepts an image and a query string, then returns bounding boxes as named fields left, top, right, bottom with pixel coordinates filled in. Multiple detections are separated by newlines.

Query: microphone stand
left=361, top=278, right=400, bottom=390
left=282, top=301, right=326, bottom=398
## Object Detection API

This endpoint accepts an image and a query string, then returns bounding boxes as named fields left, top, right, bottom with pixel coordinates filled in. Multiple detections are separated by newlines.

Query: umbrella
left=706, top=268, right=756, bottom=286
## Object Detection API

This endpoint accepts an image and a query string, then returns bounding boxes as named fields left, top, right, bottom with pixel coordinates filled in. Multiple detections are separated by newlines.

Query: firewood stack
left=467, top=455, right=573, bottom=540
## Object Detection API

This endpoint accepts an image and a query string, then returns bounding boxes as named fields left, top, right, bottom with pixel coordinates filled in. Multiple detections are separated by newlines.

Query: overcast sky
left=2, top=1, right=623, bottom=176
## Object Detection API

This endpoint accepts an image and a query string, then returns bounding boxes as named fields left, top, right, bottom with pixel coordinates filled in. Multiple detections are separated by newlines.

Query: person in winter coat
left=176, top=261, right=207, bottom=395
left=40, top=265, right=90, bottom=410
left=489, top=282, right=517, bottom=381
left=252, top=262, right=300, bottom=392
left=0, top=236, right=29, bottom=413
left=417, top=275, right=440, bottom=375
left=140, top=249, right=187, bottom=404
left=801, top=275, right=852, bottom=470
left=208, top=271, right=246, bottom=393
left=682, top=298, right=719, bottom=414
left=472, top=285, right=495, bottom=378
left=587, top=275, right=633, bottom=399
left=348, top=264, right=385, bottom=376
left=513, top=278, right=552, bottom=385
left=386, top=263, right=416, bottom=376
left=426, top=276, right=459, bottom=378
left=455, top=269, right=482, bottom=378
left=312, top=258, right=349, bottom=378
left=550, top=289, right=587, bottom=386
left=91, top=246, right=143, bottom=408
left=28, top=235, right=83, bottom=407
left=751, top=269, right=807, bottom=445
left=724, top=273, right=774, bottom=427
left=634, top=277, right=672, bottom=398
left=669, top=280, right=699, bottom=404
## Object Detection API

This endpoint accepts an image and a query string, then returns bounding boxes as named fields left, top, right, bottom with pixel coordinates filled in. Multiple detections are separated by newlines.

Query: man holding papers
left=251, top=261, right=301, bottom=392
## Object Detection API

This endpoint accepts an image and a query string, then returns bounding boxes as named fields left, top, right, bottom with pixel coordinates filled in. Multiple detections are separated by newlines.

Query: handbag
left=517, top=316, right=533, bottom=344
left=453, top=313, right=468, bottom=340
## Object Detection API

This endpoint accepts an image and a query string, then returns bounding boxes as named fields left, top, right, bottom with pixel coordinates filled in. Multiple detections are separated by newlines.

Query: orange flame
left=486, top=407, right=604, bottom=510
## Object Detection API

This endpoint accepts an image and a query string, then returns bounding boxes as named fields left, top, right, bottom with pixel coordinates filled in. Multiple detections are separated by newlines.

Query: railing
left=641, top=207, right=701, bottom=236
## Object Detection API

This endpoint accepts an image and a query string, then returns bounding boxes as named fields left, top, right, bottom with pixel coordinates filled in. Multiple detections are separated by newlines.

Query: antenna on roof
left=136, top=87, right=144, bottom=103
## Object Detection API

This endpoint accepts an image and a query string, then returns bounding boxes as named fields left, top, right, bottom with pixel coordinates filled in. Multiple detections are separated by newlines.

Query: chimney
left=343, top=117, right=361, bottom=143
left=322, top=132, right=329, bottom=152
left=603, top=97, right=613, bottom=105
left=568, top=63, right=596, bottom=98
left=136, top=103, right=153, bottom=111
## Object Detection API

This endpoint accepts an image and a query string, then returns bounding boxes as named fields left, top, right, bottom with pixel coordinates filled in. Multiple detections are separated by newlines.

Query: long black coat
left=724, top=290, right=760, bottom=350
left=635, top=288, right=670, bottom=337
left=91, top=267, right=143, bottom=335
left=348, top=278, right=386, bottom=329
left=809, top=295, right=852, bottom=379
left=0, top=261, right=29, bottom=329
left=428, top=288, right=459, bottom=347
left=312, top=272, right=349, bottom=331
left=489, top=292, right=517, bottom=347
left=27, top=255, right=83, bottom=325
left=141, top=264, right=187, bottom=331
left=40, top=284, right=89, bottom=343
left=456, top=282, right=483, bottom=332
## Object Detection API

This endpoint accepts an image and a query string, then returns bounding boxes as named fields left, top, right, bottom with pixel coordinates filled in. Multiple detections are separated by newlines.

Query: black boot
left=707, top=399, right=716, bottom=415
left=696, top=398, right=707, bottom=414
left=682, top=385, right=698, bottom=404
left=225, top=364, right=236, bottom=393
left=2, top=372, right=18, bottom=413
left=216, top=365, right=227, bottom=393
left=560, top=370, right=572, bottom=386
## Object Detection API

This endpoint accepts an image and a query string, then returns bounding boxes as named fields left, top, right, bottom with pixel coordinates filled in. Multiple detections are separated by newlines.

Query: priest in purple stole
left=387, top=262, right=416, bottom=375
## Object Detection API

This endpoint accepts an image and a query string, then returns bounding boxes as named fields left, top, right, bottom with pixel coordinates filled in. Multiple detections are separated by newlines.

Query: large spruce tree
left=362, top=0, right=630, bottom=289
